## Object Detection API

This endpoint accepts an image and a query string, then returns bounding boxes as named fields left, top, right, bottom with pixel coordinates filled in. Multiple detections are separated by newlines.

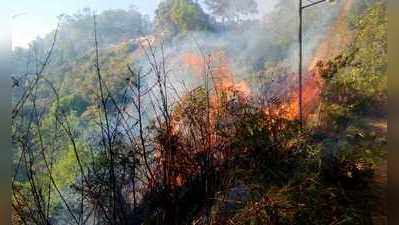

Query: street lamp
left=298, top=0, right=336, bottom=129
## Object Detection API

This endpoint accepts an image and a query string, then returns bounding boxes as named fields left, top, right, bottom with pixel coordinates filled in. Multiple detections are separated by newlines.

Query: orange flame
left=182, top=52, right=205, bottom=76
left=153, top=0, right=355, bottom=188
left=181, top=50, right=251, bottom=97
left=154, top=50, right=253, bottom=188
left=284, top=0, right=354, bottom=121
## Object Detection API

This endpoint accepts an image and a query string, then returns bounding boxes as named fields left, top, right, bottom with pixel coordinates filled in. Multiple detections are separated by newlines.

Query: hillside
left=11, top=1, right=386, bottom=225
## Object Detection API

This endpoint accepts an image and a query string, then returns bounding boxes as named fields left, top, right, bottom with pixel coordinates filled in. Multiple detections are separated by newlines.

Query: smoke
left=135, top=0, right=347, bottom=103
left=255, top=0, right=279, bottom=17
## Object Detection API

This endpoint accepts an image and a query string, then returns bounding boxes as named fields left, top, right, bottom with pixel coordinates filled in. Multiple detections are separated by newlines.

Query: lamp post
left=298, top=0, right=335, bottom=129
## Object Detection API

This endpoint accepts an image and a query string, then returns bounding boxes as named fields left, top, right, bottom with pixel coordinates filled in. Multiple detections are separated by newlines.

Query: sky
left=10, top=0, right=275, bottom=49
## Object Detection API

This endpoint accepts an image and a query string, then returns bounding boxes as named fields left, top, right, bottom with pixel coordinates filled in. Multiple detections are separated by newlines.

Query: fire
left=182, top=52, right=205, bottom=76
left=150, top=0, right=357, bottom=190
left=211, top=51, right=251, bottom=97
left=154, top=50, right=254, bottom=188
left=284, top=0, right=354, bottom=121
left=181, top=50, right=251, bottom=97
left=308, top=0, right=354, bottom=69
left=283, top=70, right=322, bottom=120
left=179, top=0, right=354, bottom=123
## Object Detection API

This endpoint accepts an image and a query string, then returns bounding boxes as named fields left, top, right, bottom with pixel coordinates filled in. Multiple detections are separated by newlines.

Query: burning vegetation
left=11, top=0, right=386, bottom=225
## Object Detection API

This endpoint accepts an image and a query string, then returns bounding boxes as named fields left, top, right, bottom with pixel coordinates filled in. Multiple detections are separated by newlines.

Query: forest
left=11, top=0, right=387, bottom=224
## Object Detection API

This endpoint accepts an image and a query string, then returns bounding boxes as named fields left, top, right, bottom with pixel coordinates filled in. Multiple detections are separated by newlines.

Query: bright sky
left=10, top=0, right=161, bottom=48
left=10, top=0, right=275, bottom=49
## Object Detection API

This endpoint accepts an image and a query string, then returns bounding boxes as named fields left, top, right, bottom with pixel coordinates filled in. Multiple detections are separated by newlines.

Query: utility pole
left=298, top=0, right=334, bottom=129
left=299, top=0, right=303, bottom=129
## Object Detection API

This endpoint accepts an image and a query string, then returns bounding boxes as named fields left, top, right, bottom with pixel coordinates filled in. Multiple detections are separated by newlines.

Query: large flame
left=180, top=0, right=354, bottom=122
left=156, top=50, right=252, bottom=187
left=284, top=0, right=354, bottom=121
left=156, top=0, right=355, bottom=187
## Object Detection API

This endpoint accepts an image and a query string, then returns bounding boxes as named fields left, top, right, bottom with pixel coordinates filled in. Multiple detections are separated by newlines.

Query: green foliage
left=316, top=1, right=387, bottom=181
left=50, top=94, right=90, bottom=116
left=155, top=0, right=211, bottom=35
left=204, top=0, right=258, bottom=22
left=11, top=1, right=387, bottom=224
left=52, top=141, right=90, bottom=189
left=320, top=3, right=387, bottom=116
left=206, top=3, right=387, bottom=225
left=54, top=7, right=150, bottom=60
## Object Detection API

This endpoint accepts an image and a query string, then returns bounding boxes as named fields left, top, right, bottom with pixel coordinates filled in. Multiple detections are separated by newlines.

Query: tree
left=204, top=0, right=258, bottom=24
left=155, top=0, right=211, bottom=35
